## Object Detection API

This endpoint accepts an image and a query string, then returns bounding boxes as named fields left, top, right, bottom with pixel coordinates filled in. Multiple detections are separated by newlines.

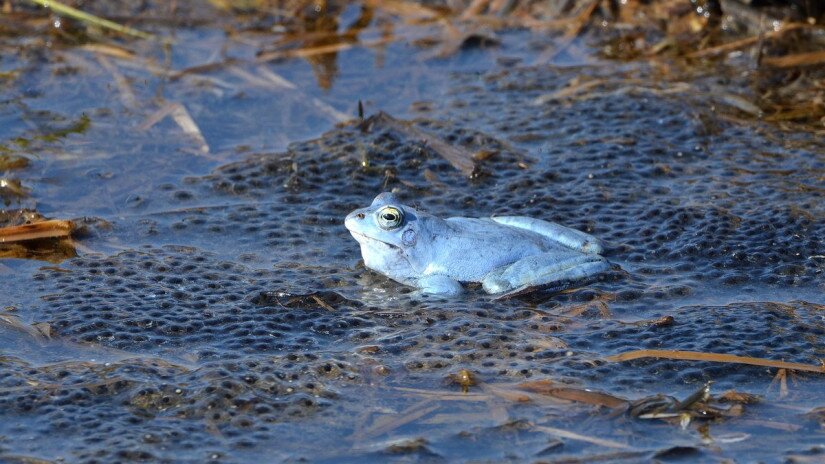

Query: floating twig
left=606, top=349, right=825, bottom=374
left=360, top=112, right=476, bottom=176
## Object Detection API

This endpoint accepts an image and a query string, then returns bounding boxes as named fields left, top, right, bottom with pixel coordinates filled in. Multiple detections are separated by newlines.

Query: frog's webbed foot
left=416, top=274, right=463, bottom=296
left=491, top=216, right=603, bottom=254
left=481, top=251, right=609, bottom=297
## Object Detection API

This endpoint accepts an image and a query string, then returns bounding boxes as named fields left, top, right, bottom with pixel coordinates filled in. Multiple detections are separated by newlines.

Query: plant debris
left=606, top=349, right=825, bottom=374
left=27, top=0, right=158, bottom=41
left=359, top=111, right=477, bottom=176
left=0, top=215, right=76, bottom=262
left=0, top=219, right=74, bottom=243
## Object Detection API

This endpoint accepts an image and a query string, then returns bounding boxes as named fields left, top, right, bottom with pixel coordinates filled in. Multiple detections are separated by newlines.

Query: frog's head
left=344, top=192, right=421, bottom=252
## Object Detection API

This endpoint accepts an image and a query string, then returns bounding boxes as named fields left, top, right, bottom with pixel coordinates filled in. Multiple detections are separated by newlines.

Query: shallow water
left=1, top=2, right=824, bottom=463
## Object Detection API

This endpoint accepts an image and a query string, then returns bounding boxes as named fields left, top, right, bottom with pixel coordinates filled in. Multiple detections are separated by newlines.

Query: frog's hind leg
left=482, top=251, right=609, bottom=298
left=416, top=274, right=463, bottom=296
left=491, top=216, right=603, bottom=254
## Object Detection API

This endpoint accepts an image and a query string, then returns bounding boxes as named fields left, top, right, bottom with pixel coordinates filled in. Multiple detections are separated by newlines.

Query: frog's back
left=423, top=217, right=554, bottom=281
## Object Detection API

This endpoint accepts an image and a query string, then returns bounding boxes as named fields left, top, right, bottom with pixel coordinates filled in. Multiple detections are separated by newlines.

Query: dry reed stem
left=96, top=55, right=137, bottom=108
left=362, top=112, right=476, bottom=176
left=357, top=400, right=439, bottom=439
left=0, top=219, right=73, bottom=243
left=687, top=23, right=811, bottom=58
left=533, top=425, right=631, bottom=449
left=763, top=50, right=825, bottom=68
left=606, top=349, right=825, bottom=374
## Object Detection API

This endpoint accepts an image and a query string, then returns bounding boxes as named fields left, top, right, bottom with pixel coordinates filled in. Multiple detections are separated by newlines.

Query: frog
left=344, top=192, right=610, bottom=297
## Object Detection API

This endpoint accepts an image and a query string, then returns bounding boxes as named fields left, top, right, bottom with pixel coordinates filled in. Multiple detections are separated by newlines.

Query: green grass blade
left=28, top=0, right=158, bottom=41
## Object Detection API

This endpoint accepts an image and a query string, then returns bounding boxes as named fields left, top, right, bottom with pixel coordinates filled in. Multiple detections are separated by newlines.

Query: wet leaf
left=542, top=387, right=628, bottom=409
left=0, top=154, right=29, bottom=170
left=718, top=390, right=761, bottom=404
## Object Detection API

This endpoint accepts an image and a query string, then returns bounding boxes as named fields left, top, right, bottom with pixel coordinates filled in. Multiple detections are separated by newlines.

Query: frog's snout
left=344, top=210, right=367, bottom=231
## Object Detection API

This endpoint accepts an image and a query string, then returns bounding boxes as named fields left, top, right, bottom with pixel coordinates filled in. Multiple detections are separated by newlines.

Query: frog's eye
left=377, top=206, right=404, bottom=230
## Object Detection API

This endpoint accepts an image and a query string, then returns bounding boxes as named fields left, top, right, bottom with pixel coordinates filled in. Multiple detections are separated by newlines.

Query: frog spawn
left=8, top=263, right=822, bottom=461
left=433, top=67, right=824, bottom=287
left=128, top=69, right=822, bottom=288
left=0, top=354, right=356, bottom=462
left=3, top=66, right=823, bottom=461
left=28, top=246, right=377, bottom=356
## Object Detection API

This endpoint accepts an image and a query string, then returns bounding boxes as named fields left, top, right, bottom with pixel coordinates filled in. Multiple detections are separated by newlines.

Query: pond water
left=1, top=2, right=823, bottom=463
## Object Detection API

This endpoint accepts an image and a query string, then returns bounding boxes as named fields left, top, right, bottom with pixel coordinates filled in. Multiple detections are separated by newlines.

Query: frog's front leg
left=481, top=251, right=609, bottom=297
left=416, top=274, right=463, bottom=296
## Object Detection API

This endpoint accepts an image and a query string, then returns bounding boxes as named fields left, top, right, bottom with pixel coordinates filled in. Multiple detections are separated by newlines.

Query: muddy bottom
left=1, top=2, right=824, bottom=463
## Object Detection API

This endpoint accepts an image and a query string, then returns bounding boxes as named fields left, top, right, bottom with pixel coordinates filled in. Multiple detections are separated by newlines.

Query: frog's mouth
left=349, top=230, right=401, bottom=251
left=349, top=231, right=400, bottom=250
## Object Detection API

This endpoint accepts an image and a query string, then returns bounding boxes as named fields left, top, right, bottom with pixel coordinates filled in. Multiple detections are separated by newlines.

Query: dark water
left=1, top=3, right=823, bottom=463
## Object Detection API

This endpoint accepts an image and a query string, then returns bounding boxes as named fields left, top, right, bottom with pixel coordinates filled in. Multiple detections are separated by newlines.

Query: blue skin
left=345, top=193, right=610, bottom=297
